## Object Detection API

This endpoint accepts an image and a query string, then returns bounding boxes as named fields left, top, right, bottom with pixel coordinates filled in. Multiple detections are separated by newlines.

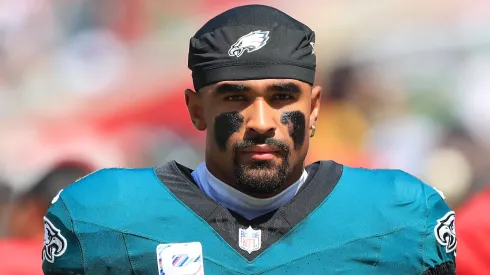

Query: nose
left=245, top=99, right=276, bottom=136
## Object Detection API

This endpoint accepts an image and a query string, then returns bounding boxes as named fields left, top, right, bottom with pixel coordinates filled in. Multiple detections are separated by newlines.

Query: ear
left=185, top=89, right=206, bottom=131
left=309, top=85, right=322, bottom=128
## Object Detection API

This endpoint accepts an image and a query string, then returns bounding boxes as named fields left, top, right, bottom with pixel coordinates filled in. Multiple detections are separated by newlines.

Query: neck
left=192, top=162, right=308, bottom=220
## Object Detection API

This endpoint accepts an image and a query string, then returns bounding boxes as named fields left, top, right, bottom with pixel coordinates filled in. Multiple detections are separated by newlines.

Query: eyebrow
left=267, top=82, right=301, bottom=94
left=214, top=83, right=251, bottom=95
left=212, top=82, right=302, bottom=95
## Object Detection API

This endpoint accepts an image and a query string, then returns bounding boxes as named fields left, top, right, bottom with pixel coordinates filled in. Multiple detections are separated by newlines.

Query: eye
left=224, top=95, right=246, bottom=101
left=273, top=93, right=293, bottom=100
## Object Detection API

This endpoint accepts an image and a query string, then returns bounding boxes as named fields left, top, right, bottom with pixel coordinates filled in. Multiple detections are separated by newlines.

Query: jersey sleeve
left=42, top=193, right=85, bottom=275
left=421, top=186, right=456, bottom=275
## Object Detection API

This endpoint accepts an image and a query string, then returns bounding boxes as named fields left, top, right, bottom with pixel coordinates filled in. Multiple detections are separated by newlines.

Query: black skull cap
left=188, top=4, right=316, bottom=91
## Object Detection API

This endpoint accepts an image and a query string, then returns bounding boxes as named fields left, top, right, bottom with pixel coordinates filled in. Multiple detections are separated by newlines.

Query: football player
left=42, top=5, right=456, bottom=274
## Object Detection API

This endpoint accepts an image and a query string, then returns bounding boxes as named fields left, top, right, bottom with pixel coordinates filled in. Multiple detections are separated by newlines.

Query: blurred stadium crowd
left=0, top=0, right=489, bottom=274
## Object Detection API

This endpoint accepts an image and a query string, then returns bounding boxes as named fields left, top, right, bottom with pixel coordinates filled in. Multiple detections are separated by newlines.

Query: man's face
left=185, top=79, right=321, bottom=196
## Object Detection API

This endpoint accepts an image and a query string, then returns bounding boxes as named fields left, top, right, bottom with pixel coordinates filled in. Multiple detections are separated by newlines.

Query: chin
left=245, top=166, right=279, bottom=178
left=234, top=161, right=289, bottom=195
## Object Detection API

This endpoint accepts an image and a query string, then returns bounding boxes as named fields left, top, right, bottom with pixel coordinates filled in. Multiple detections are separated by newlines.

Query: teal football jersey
left=42, top=161, right=456, bottom=274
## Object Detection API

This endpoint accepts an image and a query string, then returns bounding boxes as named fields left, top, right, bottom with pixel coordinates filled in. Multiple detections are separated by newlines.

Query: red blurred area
left=0, top=238, right=44, bottom=275
left=456, top=186, right=490, bottom=275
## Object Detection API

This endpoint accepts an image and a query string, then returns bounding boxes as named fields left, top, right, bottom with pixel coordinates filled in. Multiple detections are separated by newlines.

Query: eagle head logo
left=434, top=211, right=457, bottom=253
left=42, top=217, right=67, bottom=263
left=228, top=30, right=270, bottom=58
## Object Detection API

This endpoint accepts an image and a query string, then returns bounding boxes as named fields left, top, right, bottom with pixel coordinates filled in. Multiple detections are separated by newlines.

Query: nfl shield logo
left=239, top=226, right=261, bottom=254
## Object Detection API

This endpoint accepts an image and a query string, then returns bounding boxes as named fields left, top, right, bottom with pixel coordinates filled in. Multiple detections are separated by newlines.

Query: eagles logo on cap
left=228, top=30, right=270, bottom=57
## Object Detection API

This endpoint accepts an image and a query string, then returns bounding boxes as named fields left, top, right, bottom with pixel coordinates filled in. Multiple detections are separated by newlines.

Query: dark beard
left=232, top=138, right=290, bottom=196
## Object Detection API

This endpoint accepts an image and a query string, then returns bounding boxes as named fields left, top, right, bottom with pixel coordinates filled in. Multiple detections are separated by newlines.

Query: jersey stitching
left=59, top=197, right=86, bottom=275
left=71, top=219, right=248, bottom=275
left=278, top=210, right=292, bottom=228
left=71, top=216, right=246, bottom=256
left=370, top=234, right=384, bottom=275
left=256, top=224, right=417, bottom=274
left=70, top=219, right=167, bottom=241
left=121, top=234, right=136, bottom=275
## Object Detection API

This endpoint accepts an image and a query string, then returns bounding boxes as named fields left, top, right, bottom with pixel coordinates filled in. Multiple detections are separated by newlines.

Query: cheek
left=280, top=111, right=306, bottom=149
left=213, top=112, right=244, bottom=151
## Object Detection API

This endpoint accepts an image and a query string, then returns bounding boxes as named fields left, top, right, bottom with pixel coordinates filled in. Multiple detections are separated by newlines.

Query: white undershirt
left=191, top=162, right=308, bottom=220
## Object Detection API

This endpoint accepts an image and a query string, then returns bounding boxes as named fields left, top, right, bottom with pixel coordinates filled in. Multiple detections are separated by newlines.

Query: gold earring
left=310, top=125, right=316, bottom=138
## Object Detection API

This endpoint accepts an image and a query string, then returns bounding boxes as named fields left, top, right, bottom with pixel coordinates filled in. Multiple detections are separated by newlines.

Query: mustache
left=233, top=137, right=290, bottom=155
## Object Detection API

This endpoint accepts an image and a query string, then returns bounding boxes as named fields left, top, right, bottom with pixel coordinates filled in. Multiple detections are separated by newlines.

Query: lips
left=241, top=145, right=279, bottom=153
left=240, top=145, right=280, bottom=161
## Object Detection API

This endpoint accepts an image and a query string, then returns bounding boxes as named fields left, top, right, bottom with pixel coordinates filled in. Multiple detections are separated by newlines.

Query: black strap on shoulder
left=421, top=262, right=455, bottom=275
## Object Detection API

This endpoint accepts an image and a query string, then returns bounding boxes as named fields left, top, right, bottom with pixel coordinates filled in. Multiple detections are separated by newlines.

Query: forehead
left=200, top=79, right=311, bottom=94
